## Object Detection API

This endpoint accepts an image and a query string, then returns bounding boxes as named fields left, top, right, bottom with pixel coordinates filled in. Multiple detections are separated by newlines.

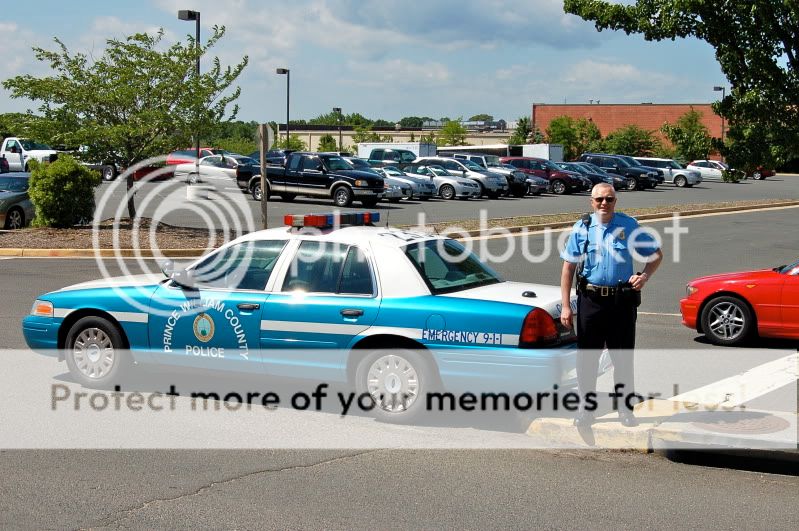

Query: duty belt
left=584, top=283, right=618, bottom=296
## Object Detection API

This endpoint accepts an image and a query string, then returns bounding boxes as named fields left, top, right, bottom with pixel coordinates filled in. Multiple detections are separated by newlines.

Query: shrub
left=721, top=169, right=741, bottom=183
left=28, top=154, right=100, bottom=228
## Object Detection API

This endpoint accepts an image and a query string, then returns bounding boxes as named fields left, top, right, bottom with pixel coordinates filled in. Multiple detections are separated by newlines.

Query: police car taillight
left=519, top=308, right=559, bottom=348
left=283, top=212, right=381, bottom=228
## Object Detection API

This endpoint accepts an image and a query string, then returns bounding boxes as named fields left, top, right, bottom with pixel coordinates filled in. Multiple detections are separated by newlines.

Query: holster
left=616, top=282, right=642, bottom=307
left=576, top=275, right=588, bottom=295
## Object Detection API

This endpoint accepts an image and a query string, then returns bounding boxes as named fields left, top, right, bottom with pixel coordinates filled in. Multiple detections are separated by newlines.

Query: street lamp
left=178, top=10, right=201, bottom=168
left=332, top=107, right=342, bottom=150
left=713, top=85, right=726, bottom=149
left=276, top=68, right=290, bottom=146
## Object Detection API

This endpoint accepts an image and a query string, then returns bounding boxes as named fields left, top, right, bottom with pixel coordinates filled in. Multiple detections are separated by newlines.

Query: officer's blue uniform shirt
left=561, top=212, right=660, bottom=286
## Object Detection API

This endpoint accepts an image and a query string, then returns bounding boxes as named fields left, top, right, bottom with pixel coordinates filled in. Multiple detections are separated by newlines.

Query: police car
left=22, top=212, right=582, bottom=422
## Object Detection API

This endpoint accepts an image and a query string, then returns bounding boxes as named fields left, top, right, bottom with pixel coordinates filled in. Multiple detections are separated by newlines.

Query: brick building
left=531, top=103, right=723, bottom=142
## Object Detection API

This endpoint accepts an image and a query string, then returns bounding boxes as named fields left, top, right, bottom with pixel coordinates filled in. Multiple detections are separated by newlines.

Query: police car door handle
left=237, top=303, right=260, bottom=311
left=340, top=309, right=364, bottom=317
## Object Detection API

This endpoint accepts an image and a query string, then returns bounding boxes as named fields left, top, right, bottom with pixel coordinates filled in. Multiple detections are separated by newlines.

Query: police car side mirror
left=159, top=259, right=175, bottom=278
left=171, top=268, right=196, bottom=289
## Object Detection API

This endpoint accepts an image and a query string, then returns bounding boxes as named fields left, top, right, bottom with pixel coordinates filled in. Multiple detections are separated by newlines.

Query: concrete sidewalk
left=526, top=399, right=798, bottom=461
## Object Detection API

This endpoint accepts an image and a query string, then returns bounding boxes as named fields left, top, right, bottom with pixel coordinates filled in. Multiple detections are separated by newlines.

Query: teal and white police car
left=23, top=212, right=581, bottom=422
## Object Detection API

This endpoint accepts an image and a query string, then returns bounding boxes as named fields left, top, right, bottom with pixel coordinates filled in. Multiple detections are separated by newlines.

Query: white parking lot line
left=637, top=311, right=681, bottom=316
left=668, top=352, right=799, bottom=407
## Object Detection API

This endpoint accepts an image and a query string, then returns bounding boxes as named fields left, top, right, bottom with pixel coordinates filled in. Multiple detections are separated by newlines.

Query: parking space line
left=638, top=311, right=681, bottom=316
left=668, top=352, right=799, bottom=407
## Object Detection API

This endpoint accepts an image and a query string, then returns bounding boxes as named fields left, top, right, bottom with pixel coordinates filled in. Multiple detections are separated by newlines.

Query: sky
left=0, top=0, right=727, bottom=124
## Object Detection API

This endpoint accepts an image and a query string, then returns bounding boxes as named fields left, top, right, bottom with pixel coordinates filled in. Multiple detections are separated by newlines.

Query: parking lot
left=94, top=173, right=799, bottom=229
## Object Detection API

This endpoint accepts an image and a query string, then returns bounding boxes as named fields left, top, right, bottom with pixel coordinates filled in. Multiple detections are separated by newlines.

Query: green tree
left=399, top=116, right=432, bottom=128
left=545, top=116, right=579, bottom=159
left=575, top=118, right=603, bottom=156
left=563, top=0, right=799, bottom=171
left=273, top=134, right=307, bottom=150
left=660, top=109, right=712, bottom=162
left=603, top=125, right=660, bottom=156
left=3, top=27, right=247, bottom=218
left=438, top=118, right=469, bottom=146
left=214, top=137, right=257, bottom=155
left=28, top=154, right=100, bottom=228
left=508, top=116, right=532, bottom=145
left=0, top=112, right=32, bottom=138
left=318, top=134, right=338, bottom=152
left=420, top=131, right=436, bottom=144
left=468, top=113, right=494, bottom=122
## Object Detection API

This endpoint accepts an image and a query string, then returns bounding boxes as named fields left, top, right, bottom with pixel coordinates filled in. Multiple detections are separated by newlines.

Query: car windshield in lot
left=540, top=159, right=562, bottom=171
left=19, top=140, right=51, bottom=150
left=382, top=167, right=406, bottom=176
left=482, top=155, right=503, bottom=167
left=231, top=155, right=257, bottom=165
left=461, top=160, right=485, bottom=171
left=580, top=163, right=610, bottom=175
left=321, top=156, right=352, bottom=171
left=404, top=239, right=502, bottom=294
left=617, top=155, right=641, bottom=167
left=0, top=177, right=28, bottom=192
left=347, top=158, right=372, bottom=170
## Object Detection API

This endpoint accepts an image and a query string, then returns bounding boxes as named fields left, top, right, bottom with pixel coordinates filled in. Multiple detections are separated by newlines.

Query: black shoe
left=574, top=410, right=595, bottom=427
left=618, top=410, right=639, bottom=427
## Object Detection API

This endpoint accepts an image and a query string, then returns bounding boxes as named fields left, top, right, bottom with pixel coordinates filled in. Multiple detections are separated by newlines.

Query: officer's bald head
left=591, top=183, right=615, bottom=197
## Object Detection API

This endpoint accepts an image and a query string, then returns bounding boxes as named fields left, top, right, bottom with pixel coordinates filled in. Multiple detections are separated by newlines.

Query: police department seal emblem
left=193, top=313, right=215, bottom=342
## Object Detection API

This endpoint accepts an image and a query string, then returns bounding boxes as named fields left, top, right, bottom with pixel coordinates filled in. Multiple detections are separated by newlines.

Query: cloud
left=561, top=59, right=684, bottom=102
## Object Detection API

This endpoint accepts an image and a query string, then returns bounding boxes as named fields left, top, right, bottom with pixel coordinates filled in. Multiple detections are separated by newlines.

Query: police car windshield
left=404, top=239, right=502, bottom=294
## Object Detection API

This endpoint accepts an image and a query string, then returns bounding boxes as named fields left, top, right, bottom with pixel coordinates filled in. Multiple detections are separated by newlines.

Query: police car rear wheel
left=355, top=350, right=435, bottom=424
left=65, top=316, right=128, bottom=387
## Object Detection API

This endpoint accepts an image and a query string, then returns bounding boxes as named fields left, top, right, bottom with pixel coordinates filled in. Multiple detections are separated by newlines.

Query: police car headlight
left=31, top=300, right=53, bottom=317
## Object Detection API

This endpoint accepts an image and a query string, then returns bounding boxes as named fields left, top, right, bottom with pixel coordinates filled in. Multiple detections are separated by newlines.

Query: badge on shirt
left=618, top=228, right=626, bottom=240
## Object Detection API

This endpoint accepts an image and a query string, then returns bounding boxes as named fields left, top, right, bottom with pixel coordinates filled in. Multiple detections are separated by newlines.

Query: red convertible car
left=680, top=260, right=799, bottom=345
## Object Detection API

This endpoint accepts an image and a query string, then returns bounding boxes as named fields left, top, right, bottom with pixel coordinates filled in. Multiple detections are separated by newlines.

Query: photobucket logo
left=92, top=155, right=258, bottom=317
left=408, top=210, right=688, bottom=266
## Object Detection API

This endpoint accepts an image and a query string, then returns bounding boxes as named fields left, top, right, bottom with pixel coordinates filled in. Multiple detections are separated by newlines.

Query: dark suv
left=576, top=153, right=659, bottom=191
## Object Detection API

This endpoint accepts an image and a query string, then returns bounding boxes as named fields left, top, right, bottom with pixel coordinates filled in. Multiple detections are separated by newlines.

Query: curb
left=2, top=201, right=799, bottom=257
left=526, top=399, right=798, bottom=458
left=0, top=248, right=206, bottom=258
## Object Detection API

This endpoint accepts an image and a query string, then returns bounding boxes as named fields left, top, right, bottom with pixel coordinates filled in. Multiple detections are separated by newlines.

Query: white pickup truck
left=0, top=137, right=58, bottom=171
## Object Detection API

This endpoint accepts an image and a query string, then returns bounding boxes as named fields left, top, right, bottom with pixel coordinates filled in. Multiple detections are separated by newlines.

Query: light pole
left=713, top=85, right=726, bottom=153
left=178, top=10, right=201, bottom=170
left=276, top=68, right=290, bottom=147
left=332, top=107, right=342, bottom=150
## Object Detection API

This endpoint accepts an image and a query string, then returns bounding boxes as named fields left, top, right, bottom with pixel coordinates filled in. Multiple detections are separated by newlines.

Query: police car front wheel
left=65, top=316, right=129, bottom=388
left=355, top=349, right=437, bottom=424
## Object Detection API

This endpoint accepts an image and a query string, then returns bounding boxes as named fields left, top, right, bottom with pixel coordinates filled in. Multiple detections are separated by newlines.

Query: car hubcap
left=366, top=354, right=420, bottom=413
left=8, top=210, right=22, bottom=229
left=553, top=181, right=565, bottom=194
left=627, top=178, right=636, bottom=190
left=442, top=186, right=454, bottom=199
left=103, top=167, right=113, bottom=180
left=708, top=303, right=745, bottom=340
left=72, top=328, right=115, bottom=379
left=253, top=185, right=262, bottom=200
left=335, top=189, right=348, bottom=205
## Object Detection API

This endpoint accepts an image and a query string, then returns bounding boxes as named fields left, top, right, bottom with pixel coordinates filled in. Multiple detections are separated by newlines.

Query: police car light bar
left=283, top=212, right=381, bottom=228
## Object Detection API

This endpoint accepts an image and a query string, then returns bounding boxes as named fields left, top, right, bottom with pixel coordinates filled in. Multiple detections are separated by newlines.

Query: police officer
left=560, top=183, right=663, bottom=427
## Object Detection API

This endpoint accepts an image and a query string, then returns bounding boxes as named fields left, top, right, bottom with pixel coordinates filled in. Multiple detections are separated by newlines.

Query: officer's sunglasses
left=592, top=196, right=616, bottom=203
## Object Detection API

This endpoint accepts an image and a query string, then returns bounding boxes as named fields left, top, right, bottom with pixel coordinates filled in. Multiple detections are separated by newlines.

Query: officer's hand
left=629, top=273, right=648, bottom=291
left=560, top=307, right=574, bottom=329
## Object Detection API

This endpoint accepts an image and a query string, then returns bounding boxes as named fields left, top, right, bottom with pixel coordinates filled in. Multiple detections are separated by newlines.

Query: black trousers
left=576, top=291, right=638, bottom=413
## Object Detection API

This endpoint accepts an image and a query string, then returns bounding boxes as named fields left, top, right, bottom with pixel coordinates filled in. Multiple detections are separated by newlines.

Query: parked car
left=748, top=166, right=776, bottom=180
left=166, top=148, right=219, bottom=166
left=686, top=160, right=741, bottom=180
left=614, top=155, right=664, bottom=185
left=444, top=153, right=528, bottom=197
left=572, top=162, right=626, bottom=190
left=414, top=156, right=508, bottom=198
left=576, top=153, right=659, bottom=191
left=0, top=172, right=34, bottom=229
left=404, top=164, right=482, bottom=200
left=263, top=152, right=384, bottom=207
left=369, top=166, right=421, bottom=202
left=680, top=259, right=799, bottom=346
left=635, top=157, right=702, bottom=187
left=173, top=154, right=256, bottom=191
left=500, top=156, right=588, bottom=195
left=555, top=162, right=615, bottom=188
